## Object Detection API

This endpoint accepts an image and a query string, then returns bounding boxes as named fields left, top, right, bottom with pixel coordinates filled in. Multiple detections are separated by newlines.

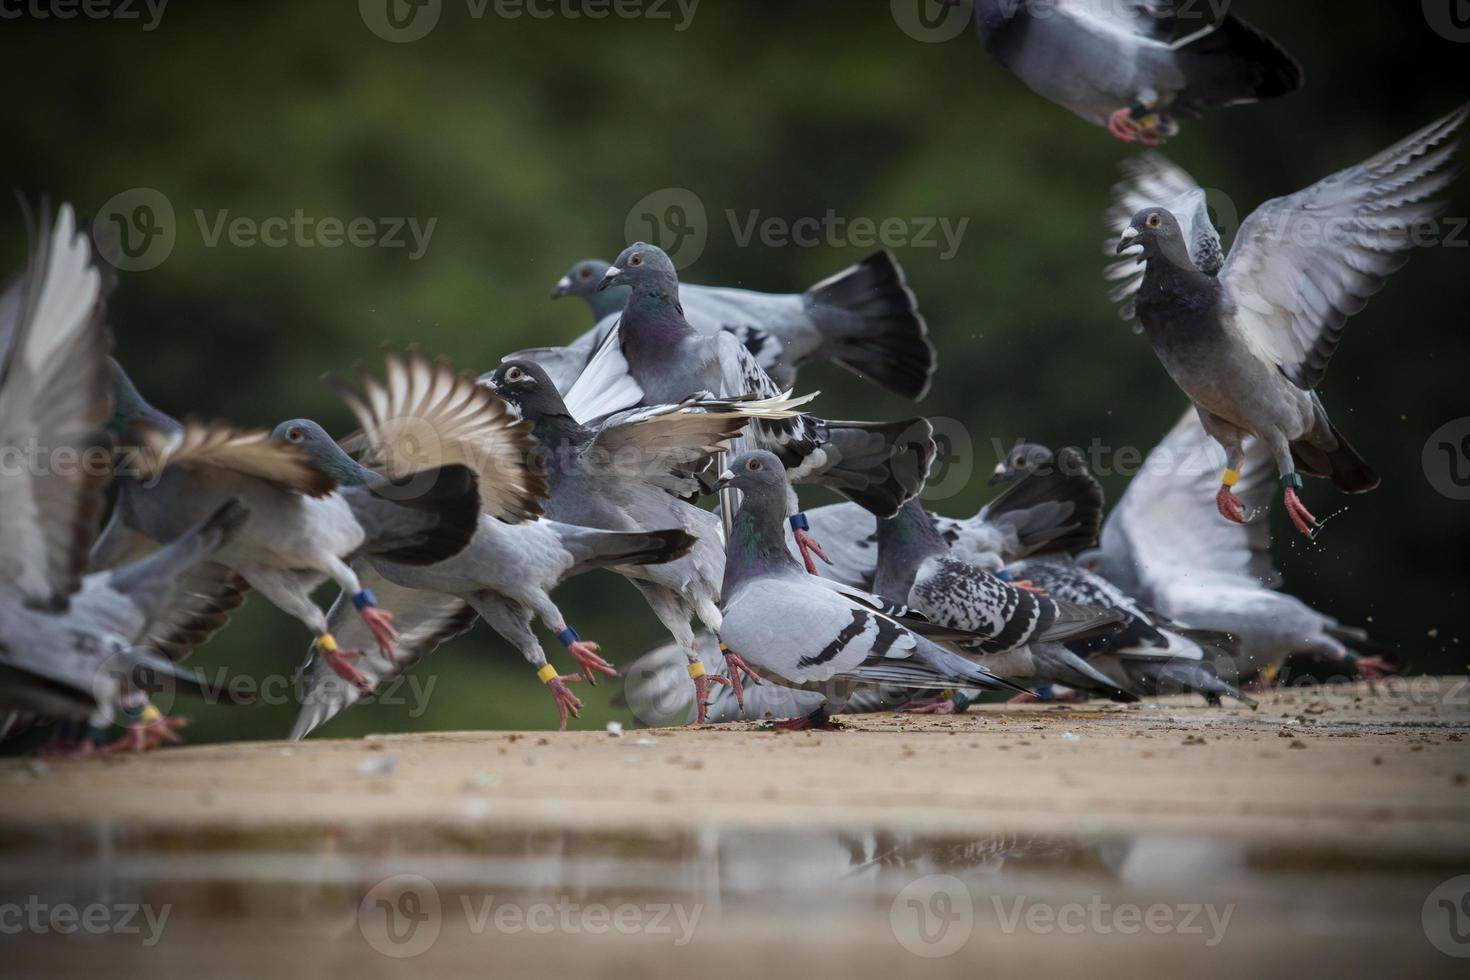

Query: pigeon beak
left=986, top=461, right=1008, bottom=486
left=1116, top=227, right=1141, bottom=254
left=551, top=276, right=572, bottom=299
left=713, top=467, right=737, bottom=493
left=596, top=267, right=622, bottom=292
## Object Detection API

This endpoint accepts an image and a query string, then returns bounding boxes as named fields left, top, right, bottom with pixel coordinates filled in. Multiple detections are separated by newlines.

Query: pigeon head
left=552, top=259, right=612, bottom=300
left=600, top=243, right=680, bottom=295
left=989, top=442, right=1056, bottom=485
left=484, top=360, right=572, bottom=422
left=1117, top=208, right=1188, bottom=259
left=715, top=450, right=788, bottom=497
left=272, top=418, right=369, bottom=485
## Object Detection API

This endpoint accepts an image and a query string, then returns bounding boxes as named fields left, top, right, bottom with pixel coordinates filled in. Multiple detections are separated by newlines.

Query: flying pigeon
left=93, top=350, right=527, bottom=690
left=1082, top=410, right=1397, bottom=684
left=792, top=444, right=1106, bottom=590
left=281, top=418, right=697, bottom=732
left=486, top=359, right=810, bottom=720
left=540, top=251, right=936, bottom=398
left=558, top=243, right=936, bottom=575
left=715, top=451, right=1032, bottom=729
left=965, top=0, right=1301, bottom=144
left=1115, top=103, right=1467, bottom=535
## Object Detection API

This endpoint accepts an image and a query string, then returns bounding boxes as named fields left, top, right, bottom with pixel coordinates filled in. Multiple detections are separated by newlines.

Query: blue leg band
left=1280, top=473, right=1303, bottom=490
left=353, top=589, right=378, bottom=611
left=995, top=568, right=1013, bottom=582
left=789, top=514, right=810, bottom=532
left=557, top=626, right=580, bottom=647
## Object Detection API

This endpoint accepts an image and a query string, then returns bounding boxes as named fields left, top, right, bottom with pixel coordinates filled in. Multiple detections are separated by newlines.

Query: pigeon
left=793, top=443, right=1106, bottom=590
left=93, top=350, right=522, bottom=691
left=714, top=451, right=1031, bottom=729
left=559, top=243, right=936, bottom=575
left=0, top=203, right=230, bottom=754
left=485, top=359, right=810, bottom=720
left=1115, top=104, right=1467, bottom=536
left=965, top=0, right=1301, bottom=144
left=281, top=417, right=697, bottom=732
left=540, top=251, right=936, bottom=398
left=1082, top=409, right=1397, bottom=684
left=614, top=631, right=827, bottom=727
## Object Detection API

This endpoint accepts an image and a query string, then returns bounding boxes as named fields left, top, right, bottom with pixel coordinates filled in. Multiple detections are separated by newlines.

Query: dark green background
left=2, top=1, right=1466, bottom=741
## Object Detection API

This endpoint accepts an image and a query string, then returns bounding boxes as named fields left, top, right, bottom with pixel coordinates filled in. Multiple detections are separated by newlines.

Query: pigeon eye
left=746, top=459, right=762, bottom=472
left=1147, top=213, right=1161, bottom=229
left=1012, top=455, right=1024, bottom=468
left=630, top=254, right=644, bottom=267
left=506, top=366, right=525, bottom=383
left=577, top=268, right=592, bottom=280
left=287, top=427, right=303, bottom=442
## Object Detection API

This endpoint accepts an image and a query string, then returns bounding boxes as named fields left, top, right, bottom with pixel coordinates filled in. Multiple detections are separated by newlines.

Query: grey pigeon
left=1083, top=410, right=1397, bottom=684
left=560, top=243, right=936, bottom=575
left=714, top=451, right=1031, bottom=729
left=967, top=0, right=1301, bottom=144
left=282, top=418, right=697, bottom=733
left=793, top=444, right=1106, bottom=590
left=614, top=631, right=827, bottom=727
left=485, top=359, right=809, bottom=720
left=541, top=251, right=936, bottom=398
left=93, top=350, right=523, bottom=691
left=1116, top=104, right=1467, bottom=536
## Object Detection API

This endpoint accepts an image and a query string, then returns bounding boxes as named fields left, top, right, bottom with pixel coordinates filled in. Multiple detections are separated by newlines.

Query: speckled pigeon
left=486, top=358, right=810, bottom=720
left=559, top=243, right=936, bottom=575
left=282, top=417, right=697, bottom=733
left=541, top=251, right=936, bottom=398
left=715, top=451, right=1031, bottom=729
left=1116, top=104, right=1467, bottom=536
left=966, top=0, right=1301, bottom=144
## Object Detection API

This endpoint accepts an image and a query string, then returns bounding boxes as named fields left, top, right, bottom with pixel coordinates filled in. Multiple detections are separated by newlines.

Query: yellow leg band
left=140, top=704, right=163, bottom=725
left=687, top=661, right=707, bottom=679
left=316, top=633, right=339, bottom=654
left=718, top=643, right=730, bottom=653
left=536, top=664, right=558, bottom=684
left=1221, top=468, right=1241, bottom=487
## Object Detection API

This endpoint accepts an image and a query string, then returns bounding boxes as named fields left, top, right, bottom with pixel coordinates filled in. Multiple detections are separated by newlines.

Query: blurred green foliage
left=1, top=1, right=1466, bottom=743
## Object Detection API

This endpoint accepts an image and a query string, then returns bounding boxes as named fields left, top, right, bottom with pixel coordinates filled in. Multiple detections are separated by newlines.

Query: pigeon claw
left=566, top=640, right=616, bottom=686
left=546, top=675, right=584, bottom=731
left=1107, top=108, right=1144, bottom=143
left=902, top=696, right=958, bottom=715
left=1011, top=579, right=1048, bottom=596
left=1216, top=486, right=1246, bottom=524
left=323, top=647, right=375, bottom=696
left=1283, top=488, right=1318, bottom=537
left=358, top=605, right=399, bottom=658
left=1353, top=655, right=1395, bottom=680
left=104, top=715, right=187, bottom=754
left=721, top=649, right=763, bottom=711
left=692, top=671, right=731, bottom=725
left=792, top=528, right=832, bottom=576
left=771, top=709, right=841, bottom=732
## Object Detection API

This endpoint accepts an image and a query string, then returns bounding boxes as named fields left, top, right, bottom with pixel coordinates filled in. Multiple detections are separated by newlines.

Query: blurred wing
left=1105, top=409, right=1280, bottom=596
left=137, top=562, right=251, bottom=662
left=1104, top=153, right=1223, bottom=319
left=1220, top=104, right=1467, bottom=389
left=289, top=566, right=478, bottom=739
left=331, top=347, right=547, bottom=522
left=1058, top=0, right=1178, bottom=42
left=560, top=324, right=646, bottom=425
left=129, top=421, right=337, bottom=497
left=0, top=204, right=113, bottom=608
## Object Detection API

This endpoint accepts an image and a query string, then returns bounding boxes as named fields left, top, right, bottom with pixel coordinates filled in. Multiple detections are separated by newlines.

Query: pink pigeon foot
left=793, top=528, right=832, bottom=576
left=546, top=674, right=584, bottom=730
left=1283, top=488, right=1317, bottom=537
left=721, top=647, right=763, bottom=711
left=1217, top=485, right=1246, bottom=523
left=358, top=605, right=399, bottom=658
left=566, top=640, right=616, bottom=685
left=104, top=715, right=187, bottom=753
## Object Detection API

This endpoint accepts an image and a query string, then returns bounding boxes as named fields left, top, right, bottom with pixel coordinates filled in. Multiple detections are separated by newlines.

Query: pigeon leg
left=1352, top=655, right=1394, bottom=680
left=1216, top=467, right=1246, bottom=523
left=555, top=626, right=616, bottom=686
left=1107, top=108, right=1144, bottom=142
left=537, top=664, right=584, bottom=730
left=352, top=589, right=399, bottom=658
left=38, top=720, right=107, bottom=759
left=686, top=657, right=730, bottom=724
left=105, top=713, right=187, bottom=753
left=315, top=633, right=374, bottom=695
left=789, top=514, right=832, bottom=576
left=903, top=690, right=974, bottom=715
left=772, top=708, right=841, bottom=732
left=719, top=642, right=763, bottom=711
left=1281, top=473, right=1317, bottom=536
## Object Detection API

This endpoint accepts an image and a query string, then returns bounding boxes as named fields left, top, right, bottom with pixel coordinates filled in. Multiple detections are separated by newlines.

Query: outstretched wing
left=1104, top=153, right=1224, bottom=320
left=128, top=420, right=337, bottom=497
left=1220, top=104, right=1467, bottom=390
